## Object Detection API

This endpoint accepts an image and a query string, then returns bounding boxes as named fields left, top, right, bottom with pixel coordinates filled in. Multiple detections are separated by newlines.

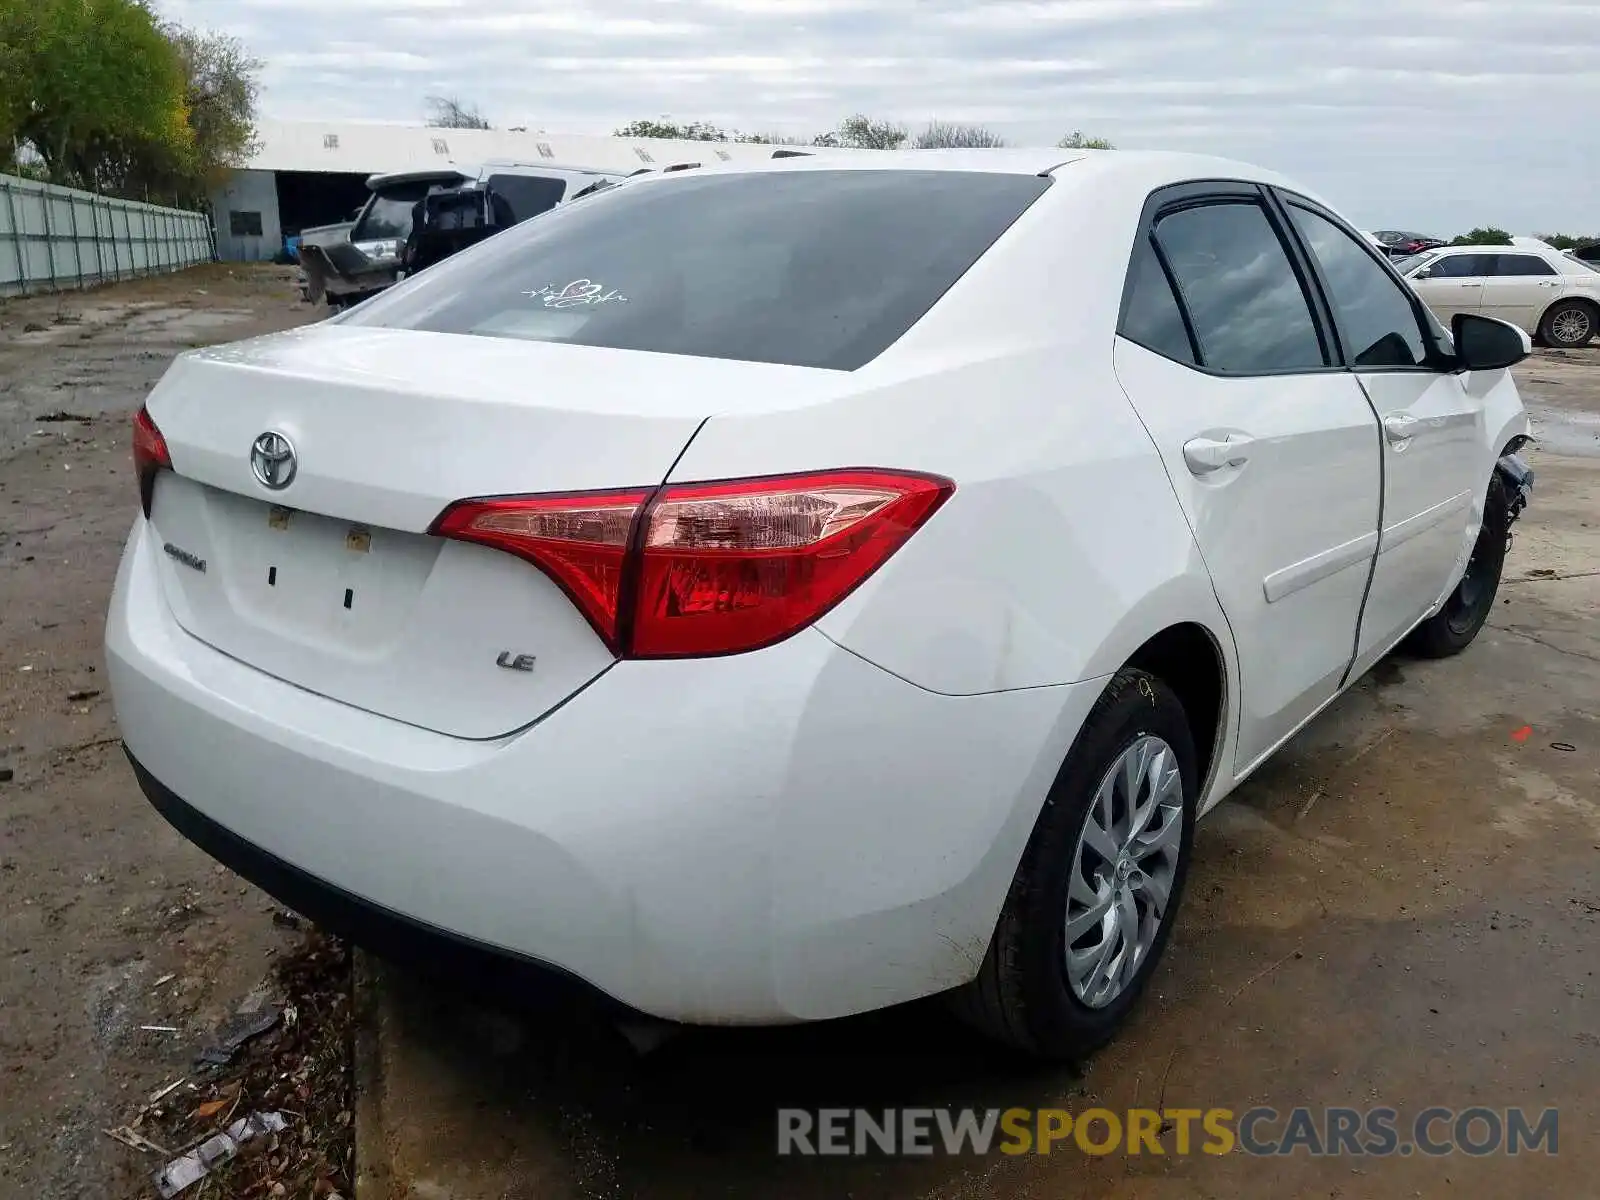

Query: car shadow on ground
left=357, top=581, right=1600, bottom=1199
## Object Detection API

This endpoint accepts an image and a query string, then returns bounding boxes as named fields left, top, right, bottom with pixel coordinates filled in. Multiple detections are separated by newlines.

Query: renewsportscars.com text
left=777, top=1106, right=1558, bottom=1158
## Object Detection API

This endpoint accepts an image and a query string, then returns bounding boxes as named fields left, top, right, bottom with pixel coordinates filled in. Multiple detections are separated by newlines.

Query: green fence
left=0, top=173, right=214, bottom=297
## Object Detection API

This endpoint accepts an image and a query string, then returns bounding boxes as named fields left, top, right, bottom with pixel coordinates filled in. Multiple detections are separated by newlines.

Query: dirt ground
left=1, top=266, right=1596, bottom=1200
left=0, top=266, right=325, bottom=1199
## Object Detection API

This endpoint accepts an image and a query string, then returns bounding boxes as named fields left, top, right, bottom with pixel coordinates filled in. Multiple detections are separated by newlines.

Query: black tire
left=1539, top=299, right=1597, bottom=349
left=1406, top=476, right=1509, bottom=658
left=952, top=668, right=1197, bottom=1060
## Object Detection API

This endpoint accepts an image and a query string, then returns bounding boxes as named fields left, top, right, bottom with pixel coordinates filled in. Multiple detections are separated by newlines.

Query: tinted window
left=486, top=173, right=568, bottom=222
left=346, top=170, right=1051, bottom=371
left=1425, top=254, right=1488, bottom=279
left=1487, top=254, right=1556, bottom=277
left=1154, top=201, right=1325, bottom=373
left=1288, top=205, right=1427, bottom=368
left=1120, top=235, right=1196, bottom=364
left=355, top=184, right=433, bottom=241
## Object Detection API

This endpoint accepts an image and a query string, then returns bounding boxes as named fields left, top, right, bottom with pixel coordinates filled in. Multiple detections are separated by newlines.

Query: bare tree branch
left=426, top=95, right=491, bottom=130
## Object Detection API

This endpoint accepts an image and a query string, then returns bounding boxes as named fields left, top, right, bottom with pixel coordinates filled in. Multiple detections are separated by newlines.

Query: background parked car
left=299, top=162, right=629, bottom=310
left=1372, top=229, right=1446, bottom=258
left=1399, top=244, right=1600, bottom=348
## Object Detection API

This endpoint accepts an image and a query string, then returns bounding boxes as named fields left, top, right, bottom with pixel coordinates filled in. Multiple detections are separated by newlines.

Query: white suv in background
left=1400, top=244, right=1600, bottom=348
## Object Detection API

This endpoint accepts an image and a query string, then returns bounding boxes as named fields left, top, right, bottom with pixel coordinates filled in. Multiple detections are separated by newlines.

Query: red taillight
left=431, top=469, right=953, bottom=658
left=631, top=470, right=952, bottom=657
left=430, top=488, right=651, bottom=653
left=132, top=405, right=172, bottom=517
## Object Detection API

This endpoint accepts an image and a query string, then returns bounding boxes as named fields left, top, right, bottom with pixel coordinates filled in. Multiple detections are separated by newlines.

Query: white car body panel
left=1480, top=263, right=1558, bottom=330
left=1349, top=372, right=1484, bottom=671
left=1409, top=266, right=1486, bottom=322
left=106, top=148, right=1528, bottom=1024
left=108, top=516, right=1105, bottom=1021
left=1112, top=342, right=1379, bottom=773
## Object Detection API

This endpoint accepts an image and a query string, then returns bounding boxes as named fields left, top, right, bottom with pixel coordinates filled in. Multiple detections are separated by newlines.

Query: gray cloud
left=159, top=0, right=1600, bottom=232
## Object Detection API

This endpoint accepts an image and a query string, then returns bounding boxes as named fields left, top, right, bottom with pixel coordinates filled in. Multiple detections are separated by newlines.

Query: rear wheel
left=1406, top=476, right=1508, bottom=658
left=1540, top=299, right=1597, bottom=349
left=953, top=668, right=1196, bottom=1060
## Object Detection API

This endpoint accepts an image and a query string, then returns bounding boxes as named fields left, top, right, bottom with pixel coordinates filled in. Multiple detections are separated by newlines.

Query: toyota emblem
left=250, top=431, right=297, bottom=490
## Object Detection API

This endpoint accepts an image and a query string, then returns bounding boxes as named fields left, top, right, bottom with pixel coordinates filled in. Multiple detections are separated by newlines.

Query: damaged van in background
left=297, top=162, right=629, bottom=310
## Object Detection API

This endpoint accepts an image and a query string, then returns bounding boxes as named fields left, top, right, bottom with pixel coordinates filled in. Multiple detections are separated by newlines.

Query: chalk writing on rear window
left=522, top=279, right=628, bottom=308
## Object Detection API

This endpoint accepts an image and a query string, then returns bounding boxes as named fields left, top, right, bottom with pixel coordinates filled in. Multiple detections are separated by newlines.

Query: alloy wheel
left=1064, top=734, right=1185, bottom=1008
left=1552, top=307, right=1592, bottom=346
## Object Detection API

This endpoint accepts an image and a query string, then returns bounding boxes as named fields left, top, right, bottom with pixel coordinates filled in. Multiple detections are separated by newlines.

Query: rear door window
left=1486, top=254, right=1557, bottom=277
left=1152, top=200, right=1327, bottom=373
left=345, top=170, right=1051, bottom=370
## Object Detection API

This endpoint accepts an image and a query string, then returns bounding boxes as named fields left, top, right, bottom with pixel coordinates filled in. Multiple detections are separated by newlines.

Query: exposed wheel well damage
left=1125, top=623, right=1225, bottom=796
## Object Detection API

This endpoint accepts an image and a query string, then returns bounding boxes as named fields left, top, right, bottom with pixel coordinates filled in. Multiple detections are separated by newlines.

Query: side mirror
left=1412, top=267, right=1431, bottom=279
left=1451, top=312, right=1531, bottom=371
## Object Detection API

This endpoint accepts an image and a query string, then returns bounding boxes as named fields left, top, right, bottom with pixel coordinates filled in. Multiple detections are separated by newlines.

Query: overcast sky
left=158, top=0, right=1598, bottom=234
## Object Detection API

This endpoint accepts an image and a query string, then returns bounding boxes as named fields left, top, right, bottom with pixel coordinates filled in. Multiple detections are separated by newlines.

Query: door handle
left=1383, top=413, right=1419, bottom=447
left=1183, top=433, right=1255, bottom=475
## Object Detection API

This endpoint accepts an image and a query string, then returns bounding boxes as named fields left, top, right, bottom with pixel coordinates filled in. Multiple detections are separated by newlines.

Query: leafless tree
left=426, top=95, right=490, bottom=130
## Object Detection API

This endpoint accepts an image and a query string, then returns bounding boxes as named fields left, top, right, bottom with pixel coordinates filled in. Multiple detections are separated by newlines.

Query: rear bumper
left=107, top=518, right=1101, bottom=1023
left=127, top=750, right=621, bottom=1012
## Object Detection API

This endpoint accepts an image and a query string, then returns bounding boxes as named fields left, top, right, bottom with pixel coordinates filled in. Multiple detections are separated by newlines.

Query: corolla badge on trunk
left=250, top=431, right=297, bottom=490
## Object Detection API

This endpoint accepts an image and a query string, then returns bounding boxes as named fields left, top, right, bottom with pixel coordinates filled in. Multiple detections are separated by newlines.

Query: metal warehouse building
left=210, top=118, right=815, bottom=261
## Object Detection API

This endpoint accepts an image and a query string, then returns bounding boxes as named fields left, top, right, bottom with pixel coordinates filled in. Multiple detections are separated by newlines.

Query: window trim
left=1270, top=188, right=1453, bottom=375
left=1117, top=179, right=1342, bottom=378
left=1118, top=231, right=1202, bottom=365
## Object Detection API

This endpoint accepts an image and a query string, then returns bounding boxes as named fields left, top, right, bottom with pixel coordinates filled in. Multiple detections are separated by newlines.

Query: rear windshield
left=485, top=173, right=568, bottom=222
left=344, top=169, right=1051, bottom=370
left=354, top=185, right=431, bottom=241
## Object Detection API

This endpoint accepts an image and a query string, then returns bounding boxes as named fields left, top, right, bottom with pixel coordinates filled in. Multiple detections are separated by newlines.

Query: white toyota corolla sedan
left=107, top=149, right=1534, bottom=1059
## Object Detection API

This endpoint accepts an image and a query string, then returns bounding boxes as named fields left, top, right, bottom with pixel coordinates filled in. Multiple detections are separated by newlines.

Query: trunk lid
left=142, top=325, right=828, bottom=739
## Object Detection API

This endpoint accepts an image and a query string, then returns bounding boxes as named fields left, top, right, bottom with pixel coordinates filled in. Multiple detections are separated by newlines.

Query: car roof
left=619, top=146, right=1316, bottom=197
left=650, top=146, right=1160, bottom=175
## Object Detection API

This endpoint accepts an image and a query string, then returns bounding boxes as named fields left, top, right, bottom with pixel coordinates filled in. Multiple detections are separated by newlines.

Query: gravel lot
left=1, top=267, right=1596, bottom=1199
left=0, top=267, right=325, bottom=1198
